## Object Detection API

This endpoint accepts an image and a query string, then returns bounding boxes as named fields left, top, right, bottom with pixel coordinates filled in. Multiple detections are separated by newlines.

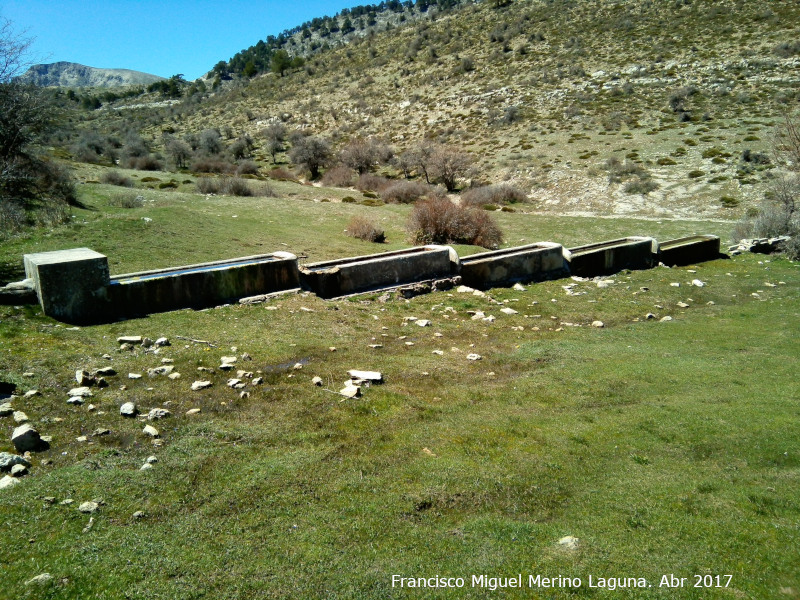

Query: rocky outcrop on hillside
left=17, top=62, right=163, bottom=88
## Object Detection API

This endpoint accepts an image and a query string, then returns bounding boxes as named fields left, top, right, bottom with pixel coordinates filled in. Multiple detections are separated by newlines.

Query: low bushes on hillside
left=355, top=173, right=392, bottom=193
left=461, top=183, right=527, bottom=208
left=345, top=215, right=386, bottom=242
left=192, top=158, right=235, bottom=174
left=381, top=180, right=431, bottom=204
left=196, top=177, right=276, bottom=197
left=407, top=196, right=503, bottom=249
left=101, top=171, right=134, bottom=187
left=321, top=165, right=355, bottom=188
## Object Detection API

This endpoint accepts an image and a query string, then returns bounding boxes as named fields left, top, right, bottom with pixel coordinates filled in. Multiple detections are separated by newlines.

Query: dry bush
left=382, top=180, right=431, bottom=204
left=196, top=177, right=220, bottom=194
left=124, top=155, right=164, bottom=171
left=192, top=158, right=235, bottom=174
left=461, top=183, right=527, bottom=207
left=355, top=173, right=392, bottom=193
left=321, top=165, right=355, bottom=187
left=339, top=137, right=393, bottom=173
left=236, top=160, right=260, bottom=176
left=109, top=191, right=144, bottom=208
left=346, top=215, right=385, bottom=243
left=101, top=171, right=134, bottom=187
left=407, top=196, right=503, bottom=249
left=222, top=177, right=254, bottom=197
left=0, top=200, right=26, bottom=236
left=268, top=167, right=298, bottom=182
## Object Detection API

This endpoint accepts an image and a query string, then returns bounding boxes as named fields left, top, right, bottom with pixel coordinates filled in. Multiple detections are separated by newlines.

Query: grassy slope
left=1, top=186, right=799, bottom=599
left=113, top=0, right=800, bottom=219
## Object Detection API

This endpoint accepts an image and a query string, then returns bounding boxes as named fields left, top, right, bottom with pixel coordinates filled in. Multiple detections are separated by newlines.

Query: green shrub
left=657, top=157, right=677, bottom=166
left=342, top=196, right=357, bottom=203
left=461, top=183, right=527, bottom=207
left=158, top=181, right=178, bottom=189
left=688, top=170, right=705, bottom=178
left=101, top=171, right=134, bottom=187
left=720, top=196, right=740, bottom=208
left=109, top=192, right=144, bottom=208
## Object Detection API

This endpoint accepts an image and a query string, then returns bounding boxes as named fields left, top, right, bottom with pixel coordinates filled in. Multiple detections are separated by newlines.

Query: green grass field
left=1, top=182, right=798, bottom=599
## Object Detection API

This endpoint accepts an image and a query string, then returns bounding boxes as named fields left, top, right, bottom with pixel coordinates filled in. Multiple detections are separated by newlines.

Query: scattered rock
left=117, top=336, right=142, bottom=344
left=677, top=302, right=690, bottom=308
left=432, top=350, right=444, bottom=356
left=141, top=337, right=154, bottom=348
left=92, top=428, right=110, bottom=437
left=154, top=337, right=170, bottom=347
left=456, top=285, right=475, bottom=293
left=226, top=379, right=244, bottom=389
left=252, top=377, right=264, bottom=385
left=191, top=380, right=212, bottom=391
left=68, top=386, right=93, bottom=398
left=147, top=408, right=171, bottom=420
left=591, top=321, right=605, bottom=328
left=185, top=408, right=201, bottom=416
left=660, top=316, right=674, bottom=322
left=0, top=452, right=31, bottom=472
left=312, top=376, right=323, bottom=386
left=132, top=510, right=146, bottom=519
left=78, top=501, right=100, bottom=514
left=500, top=307, right=518, bottom=315
left=691, top=279, right=705, bottom=287
left=348, top=370, right=383, bottom=384
left=67, top=396, right=85, bottom=406
left=12, top=423, right=43, bottom=452
left=0, top=402, right=13, bottom=417
left=128, top=373, right=142, bottom=380
left=168, top=372, right=181, bottom=380
left=219, top=363, right=235, bottom=371
left=416, top=319, right=432, bottom=327
left=512, top=283, right=527, bottom=291
left=645, top=313, right=656, bottom=320
left=0, top=474, right=20, bottom=489
left=142, top=425, right=159, bottom=438
left=94, top=367, right=117, bottom=377
left=10, top=463, right=28, bottom=476
left=466, top=353, right=482, bottom=361
left=147, top=366, right=174, bottom=377
left=24, top=573, right=53, bottom=586
left=23, top=389, right=40, bottom=399
left=220, top=356, right=237, bottom=365
left=340, top=385, right=361, bottom=399
left=13, top=411, right=29, bottom=423
left=140, top=463, right=153, bottom=471
left=558, top=536, right=579, bottom=550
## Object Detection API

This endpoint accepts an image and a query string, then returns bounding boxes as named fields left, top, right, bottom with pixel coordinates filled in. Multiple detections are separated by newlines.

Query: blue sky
left=1, top=1, right=368, bottom=80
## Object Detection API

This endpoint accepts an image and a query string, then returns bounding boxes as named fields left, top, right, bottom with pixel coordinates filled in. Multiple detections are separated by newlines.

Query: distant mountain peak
left=17, top=62, right=164, bottom=88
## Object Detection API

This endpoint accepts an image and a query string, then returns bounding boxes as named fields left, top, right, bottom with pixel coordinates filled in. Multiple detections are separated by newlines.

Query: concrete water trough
left=107, top=252, right=299, bottom=317
left=459, top=242, right=567, bottom=289
left=563, top=236, right=658, bottom=277
left=299, top=245, right=459, bottom=298
left=658, top=235, right=721, bottom=266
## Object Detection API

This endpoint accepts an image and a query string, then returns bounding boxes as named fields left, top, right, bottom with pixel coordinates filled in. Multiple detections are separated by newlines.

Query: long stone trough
left=23, top=249, right=299, bottom=323
left=658, top=235, right=721, bottom=266
left=459, top=242, right=567, bottom=289
left=299, top=245, right=458, bottom=299
left=108, top=252, right=299, bottom=318
left=563, top=236, right=658, bottom=277
left=19, top=232, right=726, bottom=323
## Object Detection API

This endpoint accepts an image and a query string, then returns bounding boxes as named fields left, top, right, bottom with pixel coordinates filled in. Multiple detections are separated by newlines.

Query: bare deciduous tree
left=289, top=135, right=331, bottom=179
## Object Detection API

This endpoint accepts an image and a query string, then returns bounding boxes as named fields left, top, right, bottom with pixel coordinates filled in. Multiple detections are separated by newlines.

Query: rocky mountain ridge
left=18, top=62, right=164, bottom=88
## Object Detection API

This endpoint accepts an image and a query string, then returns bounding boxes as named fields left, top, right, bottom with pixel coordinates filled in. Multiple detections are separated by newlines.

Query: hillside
left=112, top=0, right=800, bottom=220
left=18, top=62, right=164, bottom=88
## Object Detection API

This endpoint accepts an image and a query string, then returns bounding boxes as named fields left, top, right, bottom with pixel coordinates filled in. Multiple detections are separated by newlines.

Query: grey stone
left=24, top=573, right=53, bottom=586
left=591, top=321, right=605, bottom=328
left=466, top=353, right=482, bottom=361
left=75, top=370, right=94, bottom=386
left=340, top=385, right=361, bottom=398
left=147, top=365, right=174, bottom=377
left=92, top=428, right=110, bottom=436
left=12, top=423, right=43, bottom=452
left=191, top=380, right=212, bottom=391
left=0, top=452, right=31, bottom=472
left=23, top=389, right=41, bottom=399
left=67, top=396, right=85, bottom=405
left=68, top=386, right=93, bottom=398
left=78, top=501, right=100, bottom=513
left=147, top=408, right=171, bottom=420
left=558, top=536, right=579, bottom=550
left=154, top=337, right=170, bottom=347
left=94, top=366, right=117, bottom=377
left=13, top=410, right=29, bottom=423
left=142, top=425, right=159, bottom=438
left=0, top=402, right=13, bottom=417
left=312, top=376, right=323, bottom=386
left=0, top=474, right=20, bottom=489
left=10, top=463, right=28, bottom=477
left=117, top=336, right=143, bottom=344
left=348, top=370, right=383, bottom=383
left=132, top=510, right=146, bottom=519
left=120, top=402, right=138, bottom=417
